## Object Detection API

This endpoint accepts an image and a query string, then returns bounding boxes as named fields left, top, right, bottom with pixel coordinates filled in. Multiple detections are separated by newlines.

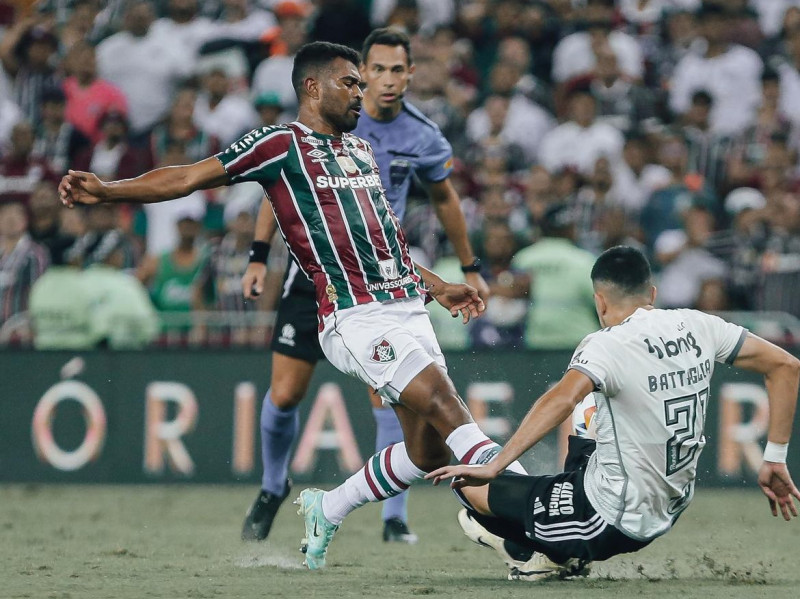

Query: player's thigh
left=367, top=386, right=383, bottom=409
left=319, top=300, right=436, bottom=402
left=399, top=363, right=472, bottom=438
left=392, top=403, right=451, bottom=472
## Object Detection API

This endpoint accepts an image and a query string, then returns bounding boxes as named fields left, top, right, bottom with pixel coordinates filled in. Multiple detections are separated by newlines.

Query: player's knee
left=407, top=444, right=451, bottom=473
left=269, top=386, right=306, bottom=410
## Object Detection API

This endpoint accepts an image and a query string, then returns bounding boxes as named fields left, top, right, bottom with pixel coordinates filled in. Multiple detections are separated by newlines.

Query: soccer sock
left=373, top=407, right=408, bottom=523
left=321, top=442, right=424, bottom=525
left=259, top=389, right=299, bottom=497
left=445, top=422, right=526, bottom=474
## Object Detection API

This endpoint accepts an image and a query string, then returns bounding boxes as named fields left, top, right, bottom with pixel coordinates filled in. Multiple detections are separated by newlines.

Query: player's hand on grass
left=430, top=281, right=485, bottom=323
left=241, top=262, right=267, bottom=299
left=58, top=170, right=106, bottom=208
left=425, top=463, right=500, bottom=489
left=758, top=461, right=800, bottom=521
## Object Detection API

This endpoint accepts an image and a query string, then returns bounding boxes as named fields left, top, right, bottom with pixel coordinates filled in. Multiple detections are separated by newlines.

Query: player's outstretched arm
left=426, top=369, right=594, bottom=488
left=733, top=333, right=800, bottom=520
left=58, top=157, right=228, bottom=208
left=416, top=263, right=485, bottom=323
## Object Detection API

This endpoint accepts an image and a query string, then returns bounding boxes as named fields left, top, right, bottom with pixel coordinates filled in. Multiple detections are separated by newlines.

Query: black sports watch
left=460, top=258, right=482, bottom=274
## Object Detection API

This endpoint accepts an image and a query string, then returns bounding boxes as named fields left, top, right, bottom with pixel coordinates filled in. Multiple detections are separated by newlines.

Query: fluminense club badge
left=370, top=339, right=397, bottom=363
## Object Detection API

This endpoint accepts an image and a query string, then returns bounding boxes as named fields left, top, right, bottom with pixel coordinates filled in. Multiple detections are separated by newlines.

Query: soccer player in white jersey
left=427, top=246, right=800, bottom=581
left=58, top=41, right=524, bottom=570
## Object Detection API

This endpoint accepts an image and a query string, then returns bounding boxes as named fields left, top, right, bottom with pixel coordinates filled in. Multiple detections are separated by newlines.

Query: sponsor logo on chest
left=315, top=173, right=381, bottom=190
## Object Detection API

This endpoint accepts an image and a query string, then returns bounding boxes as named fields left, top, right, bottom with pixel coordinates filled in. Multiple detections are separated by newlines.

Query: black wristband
left=248, top=241, right=271, bottom=264
left=460, top=258, right=481, bottom=273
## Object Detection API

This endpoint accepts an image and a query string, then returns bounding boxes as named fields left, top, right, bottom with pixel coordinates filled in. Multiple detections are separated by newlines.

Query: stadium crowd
left=1, top=0, right=800, bottom=349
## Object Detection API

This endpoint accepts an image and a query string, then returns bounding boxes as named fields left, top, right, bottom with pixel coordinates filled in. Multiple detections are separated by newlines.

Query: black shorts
left=270, top=263, right=325, bottom=363
left=475, top=436, right=651, bottom=564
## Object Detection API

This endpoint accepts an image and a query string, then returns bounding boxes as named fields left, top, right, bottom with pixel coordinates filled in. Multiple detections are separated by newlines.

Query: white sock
left=446, top=422, right=526, bottom=474
left=321, top=442, right=425, bottom=525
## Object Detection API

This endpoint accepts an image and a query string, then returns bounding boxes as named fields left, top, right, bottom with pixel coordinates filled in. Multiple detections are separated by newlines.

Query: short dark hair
left=362, top=28, right=412, bottom=66
left=591, top=246, right=653, bottom=296
left=291, top=42, right=361, bottom=98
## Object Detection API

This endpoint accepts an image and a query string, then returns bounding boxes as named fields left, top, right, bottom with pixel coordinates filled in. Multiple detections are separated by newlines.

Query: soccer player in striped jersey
left=238, top=28, right=488, bottom=546
left=58, top=41, right=522, bottom=570
left=426, top=246, right=800, bottom=581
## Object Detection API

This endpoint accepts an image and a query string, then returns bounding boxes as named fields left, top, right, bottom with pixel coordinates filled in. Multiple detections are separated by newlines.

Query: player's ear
left=594, top=291, right=606, bottom=322
left=407, top=62, right=415, bottom=78
left=304, top=76, right=320, bottom=101
left=649, top=285, right=657, bottom=305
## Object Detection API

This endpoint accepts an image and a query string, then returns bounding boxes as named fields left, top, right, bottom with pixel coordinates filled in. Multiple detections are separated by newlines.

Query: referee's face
left=361, top=44, right=414, bottom=112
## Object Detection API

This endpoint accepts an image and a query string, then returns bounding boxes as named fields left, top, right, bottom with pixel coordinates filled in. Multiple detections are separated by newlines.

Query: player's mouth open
left=380, top=94, right=397, bottom=102
left=350, top=105, right=362, bottom=115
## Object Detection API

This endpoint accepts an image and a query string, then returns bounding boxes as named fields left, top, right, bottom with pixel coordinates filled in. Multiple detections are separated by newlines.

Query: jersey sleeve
left=416, top=125, right=454, bottom=183
left=214, top=126, right=291, bottom=185
left=568, top=332, right=623, bottom=396
left=692, top=311, right=748, bottom=365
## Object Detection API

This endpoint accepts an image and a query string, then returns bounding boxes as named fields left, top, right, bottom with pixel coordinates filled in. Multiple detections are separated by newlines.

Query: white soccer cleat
left=457, top=508, right=529, bottom=570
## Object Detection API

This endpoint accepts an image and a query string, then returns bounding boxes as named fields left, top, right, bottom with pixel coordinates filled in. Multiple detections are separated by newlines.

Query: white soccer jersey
left=568, top=307, right=747, bottom=540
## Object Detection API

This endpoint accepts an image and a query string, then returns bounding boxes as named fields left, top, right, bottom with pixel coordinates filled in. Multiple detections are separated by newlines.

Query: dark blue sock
left=260, top=389, right=299, bottom=496
left=373, top=407, right=407, bottom=522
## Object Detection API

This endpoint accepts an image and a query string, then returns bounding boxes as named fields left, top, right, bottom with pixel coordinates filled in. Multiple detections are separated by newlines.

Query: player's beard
left=323, top=101, right=361, bottom=134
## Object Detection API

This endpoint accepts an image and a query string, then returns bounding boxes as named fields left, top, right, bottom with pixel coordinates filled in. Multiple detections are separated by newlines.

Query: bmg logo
left=644, top=332, right=702, bottom=359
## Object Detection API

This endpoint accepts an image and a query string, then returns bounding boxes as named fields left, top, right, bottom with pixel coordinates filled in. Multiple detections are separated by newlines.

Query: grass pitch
left=2, top=484, right=799, bottom=599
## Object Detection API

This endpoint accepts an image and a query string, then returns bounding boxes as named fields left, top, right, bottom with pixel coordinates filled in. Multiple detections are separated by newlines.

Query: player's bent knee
left=270, top=388, right=306, bottom=410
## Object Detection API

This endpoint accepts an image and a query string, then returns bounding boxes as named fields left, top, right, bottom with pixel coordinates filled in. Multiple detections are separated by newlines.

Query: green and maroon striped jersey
left=215, top=122, right=422, bottom=318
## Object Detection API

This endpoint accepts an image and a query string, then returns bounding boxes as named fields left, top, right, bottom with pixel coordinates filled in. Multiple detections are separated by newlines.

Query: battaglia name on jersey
left=315, top=174, right=381, bottom=190
left=648, top=359, right=712, bottom=391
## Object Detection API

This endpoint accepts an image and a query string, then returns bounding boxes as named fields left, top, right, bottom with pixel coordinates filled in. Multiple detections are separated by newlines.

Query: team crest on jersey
left=378, top=259, right=399, bottom=281
left=325, top=284, right=338, bottom=302
left=351, top=147, right=371, bottom=164
left=336, top=155, right=359, bottom=174
left=370, top=339, right=396, bottom=363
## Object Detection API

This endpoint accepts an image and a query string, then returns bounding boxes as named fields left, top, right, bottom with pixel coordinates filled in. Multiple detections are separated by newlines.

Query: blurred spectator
left=669, top=3, right=763, bottom=136
left=150, top=88, right=218, bottom=165
left=647, top=5, right=698, bottom=91
left=609, top=134, right=672, bottom=216
left=0, top=20, right=61, bottom=123
left=468, top=220, right=527, bottom=349
left=573, top=156, right=640, bottom=254
left=0, top=121, right=57, bottom=207
left=62, top=41, right=129, bottom=143
left=371, top=0, right=454, bottom=34
left=58, top=0, right=101, bottom=50
left=679, top=90, right=735, bottom=196
left=0, top=201, right=49, bottom=327
left=654, top=199, right=728, bottom=309
left=517, top=2, right=561, bottom=85
left=511, top=203, right=598, bottom=349
left=251, top=1, right=310, bottom=112
left=551, top=1, right=643, bottom=85
left=138, top=211, right=209, bottom=315
left=758, top=191, right=800, bottom=317
left=32, top=86, right=90, bottom=175
left=0, top=93, right=23, bottom=153
left=640, top=134, right=715, bottom=253
left=253, top=91, right=288, bottom=127
left=589, top=43, right=656, bottom=135
left=538, top=86, right=624, bottom=176
left=140, top=144, right=208, bottom=255
left=150, top=0, right=216, bottom=68
left=405, top=54, right=466, bottom=154
left=522, top=165, right=558, bottom=236
left=774, top=22, right=800, bottom=129
left=311, top=0, right=371, bottom=49
left=728, top=71, right=793, bottom=191
left=193, top=65, right=258, bottom=146
left=212, top=0, right=277, bottom=42
left=73, top=110, right=151, bottom=181
left=27, top=181, right=75, bottom=266
left=620, top=0, right=701, bottom=27
left=96, top=1, right=193, bottom=136
left=65, top=205, right=137, bottom=270
left=721, top=187, right=769, bottom=310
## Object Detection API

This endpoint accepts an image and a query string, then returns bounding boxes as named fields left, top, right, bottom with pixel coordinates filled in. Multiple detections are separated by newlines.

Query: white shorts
left=319, top=297, right=448, bottom=404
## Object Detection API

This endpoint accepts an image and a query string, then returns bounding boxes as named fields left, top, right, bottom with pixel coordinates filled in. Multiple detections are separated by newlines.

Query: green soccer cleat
left=295, top=488, right=339, bottom=570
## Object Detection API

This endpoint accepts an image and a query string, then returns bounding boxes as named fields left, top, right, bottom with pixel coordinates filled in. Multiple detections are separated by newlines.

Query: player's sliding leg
left=242, top=353, right=316, bottom=541
left=369, top=388, right=418, bottom=543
